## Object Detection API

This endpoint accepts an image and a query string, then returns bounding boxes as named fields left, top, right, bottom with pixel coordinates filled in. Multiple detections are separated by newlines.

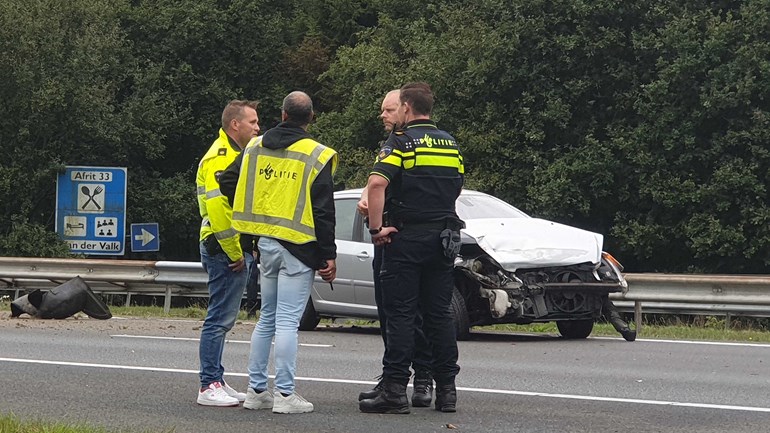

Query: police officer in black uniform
left=357, top=90, right=435, bottom=407
left=359, top=82, right=464, bottom=414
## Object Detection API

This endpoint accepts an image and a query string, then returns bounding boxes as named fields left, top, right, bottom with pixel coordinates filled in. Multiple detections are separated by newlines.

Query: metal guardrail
left=2, top=258, right=770, bottom=329
left=611, top=273, right=770, bottom=330
left=0, top=258, right=208, bottom=312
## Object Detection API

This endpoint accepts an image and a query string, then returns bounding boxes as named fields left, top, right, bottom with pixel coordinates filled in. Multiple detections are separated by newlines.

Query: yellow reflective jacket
left=196, top=129, right=244, bottom=261
left=231, top=137, right=338, bottom=244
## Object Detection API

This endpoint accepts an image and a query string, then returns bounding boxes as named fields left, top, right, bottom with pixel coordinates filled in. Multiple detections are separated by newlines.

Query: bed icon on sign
left=63, top=216, right=87, bottom=237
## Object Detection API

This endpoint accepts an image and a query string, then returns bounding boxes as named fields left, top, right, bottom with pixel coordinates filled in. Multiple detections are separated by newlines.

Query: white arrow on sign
left=134, top=228, right=156, bottom=246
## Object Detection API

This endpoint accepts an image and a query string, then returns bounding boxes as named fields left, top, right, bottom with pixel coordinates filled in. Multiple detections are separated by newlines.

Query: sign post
left=55, top=166, right=127, bottom=255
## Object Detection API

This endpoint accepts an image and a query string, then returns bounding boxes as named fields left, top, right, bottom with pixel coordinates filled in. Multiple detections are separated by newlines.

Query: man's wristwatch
left=369, top=227, right=382, bottom=235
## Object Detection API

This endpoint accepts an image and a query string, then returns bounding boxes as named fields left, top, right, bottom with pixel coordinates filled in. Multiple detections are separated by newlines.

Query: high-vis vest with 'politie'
left=196, top=128, right=244, bottom=261
left=231, top=136, right=337, bottom=244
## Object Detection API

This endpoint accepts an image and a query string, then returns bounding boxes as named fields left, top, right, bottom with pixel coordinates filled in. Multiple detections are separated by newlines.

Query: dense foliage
left=0, top=0, right=767, bottom=273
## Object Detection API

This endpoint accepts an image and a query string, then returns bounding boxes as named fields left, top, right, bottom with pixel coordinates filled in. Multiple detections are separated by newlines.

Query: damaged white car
left=300, top=188, right=630, bottom=340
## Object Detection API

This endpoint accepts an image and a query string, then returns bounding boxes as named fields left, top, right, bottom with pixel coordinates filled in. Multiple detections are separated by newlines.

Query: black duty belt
left=401, top=220, right=447, bottom=230
left=399, top=218, right=464, bottom=231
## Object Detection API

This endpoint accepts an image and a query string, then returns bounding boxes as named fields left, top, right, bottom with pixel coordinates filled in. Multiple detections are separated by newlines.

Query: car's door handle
left=356, top=252, right=370, bottom=259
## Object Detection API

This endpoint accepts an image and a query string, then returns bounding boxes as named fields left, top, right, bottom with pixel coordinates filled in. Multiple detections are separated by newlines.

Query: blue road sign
left=56, top=166, right=127, bottom=255
left=131, top=223, right=160, bottom=252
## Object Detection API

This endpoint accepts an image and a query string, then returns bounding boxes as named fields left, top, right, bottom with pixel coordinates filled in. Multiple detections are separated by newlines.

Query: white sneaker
left=197, top=382, right=239, bottom=407
left=244, top=388, right=274, bottom=410
left=222, top=381, right=247, bottom=402
left=272, top=392, right=314, bottom=414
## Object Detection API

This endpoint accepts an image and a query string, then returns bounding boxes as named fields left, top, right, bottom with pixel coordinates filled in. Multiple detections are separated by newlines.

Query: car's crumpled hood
left=461, top=218, right=603, bottom=272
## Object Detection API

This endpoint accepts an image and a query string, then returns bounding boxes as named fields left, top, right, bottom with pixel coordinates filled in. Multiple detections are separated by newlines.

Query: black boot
left=435, top=382, right=457, bottom=412
left=411, top=370, right=433, bottom=407
left=359, top=381, right=410, bottom=414
left=358, top=378, right=383, bottom=401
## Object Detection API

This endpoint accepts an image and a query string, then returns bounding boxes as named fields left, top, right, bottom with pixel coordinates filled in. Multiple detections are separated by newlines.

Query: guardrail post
left=126, top=292, right=132, bottom=307
left=634, top=301, right=642, bottom=333
left=725, top=312, right=731, bottom=330
left=163, top=286, right=172, bottom=313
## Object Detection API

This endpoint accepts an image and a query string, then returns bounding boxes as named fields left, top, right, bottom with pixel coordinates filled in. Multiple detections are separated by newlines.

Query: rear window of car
left=456, top=194, right=529, bottom=220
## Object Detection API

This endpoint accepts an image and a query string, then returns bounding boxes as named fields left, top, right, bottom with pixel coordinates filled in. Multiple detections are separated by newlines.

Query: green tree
left=0, top=0, right=134, bottom=257
left=614, top=0, right=770, bottom=272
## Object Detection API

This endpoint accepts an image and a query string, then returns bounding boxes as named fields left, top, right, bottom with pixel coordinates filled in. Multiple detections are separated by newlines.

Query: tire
left=557, top=319, right=594, bottom=339
left=450, top=287, right=471, bottom=341
left=298, top=297, right=320, bottom=331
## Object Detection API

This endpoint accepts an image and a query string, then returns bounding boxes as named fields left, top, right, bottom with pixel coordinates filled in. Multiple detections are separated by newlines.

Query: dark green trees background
left=1, top=0, right=768, bottom=273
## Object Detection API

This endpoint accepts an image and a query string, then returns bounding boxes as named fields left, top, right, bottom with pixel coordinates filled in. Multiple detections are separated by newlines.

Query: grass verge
left=105, top=305, right=770, bottom=343
left=0, top=413, right=172, bottom=433
left=5, top=298, right=769, bottom=343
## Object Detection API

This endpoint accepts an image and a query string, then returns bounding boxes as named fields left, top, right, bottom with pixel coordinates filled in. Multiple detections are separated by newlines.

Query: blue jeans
left=199, top=241, right=252, bottom=387
left=247, top=237, right=314, bottom=395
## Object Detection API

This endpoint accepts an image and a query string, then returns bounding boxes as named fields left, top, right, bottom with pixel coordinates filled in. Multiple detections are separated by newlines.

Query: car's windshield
left=456, top=193, right=530, bottom=220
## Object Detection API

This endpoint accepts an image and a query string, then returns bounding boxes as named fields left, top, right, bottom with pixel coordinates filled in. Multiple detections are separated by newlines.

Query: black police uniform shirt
left=370, top=119, right=464, bottom=224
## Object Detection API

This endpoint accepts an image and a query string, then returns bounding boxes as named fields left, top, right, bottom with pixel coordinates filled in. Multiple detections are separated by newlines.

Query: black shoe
left=358, top=379, right=383, bottom=401
left=411, top=371, right=433, bottom=407
left=620, top=328, right=637, bottom=342
left=434, top=383, right=457, bottom=413
left=359, top=381, right=410, bottom=414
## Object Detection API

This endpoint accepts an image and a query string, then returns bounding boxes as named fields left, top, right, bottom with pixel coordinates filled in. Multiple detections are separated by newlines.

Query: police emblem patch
left=377, top=146, right=393, bottom=162
left=214, top=170, right=223, bottom=182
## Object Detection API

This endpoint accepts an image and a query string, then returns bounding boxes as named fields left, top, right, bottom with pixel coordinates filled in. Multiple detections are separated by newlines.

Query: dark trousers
left=244, top=259, right=260, bottom=312
left=379, top=227, right=460, bottom=385
left=373, top=245, right=432, bottom=374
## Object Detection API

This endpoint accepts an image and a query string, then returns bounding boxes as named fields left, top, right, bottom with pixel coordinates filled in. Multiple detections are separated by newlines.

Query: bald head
left=380, top=89, right=402, bottom=132
left=282, top=91, right=314, bottom=127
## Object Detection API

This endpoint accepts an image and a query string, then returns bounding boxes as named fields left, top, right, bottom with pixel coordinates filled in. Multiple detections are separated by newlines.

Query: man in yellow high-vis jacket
left=219, top=91, right=337, bottom=414
left=195, top=100, right=259, bottom=407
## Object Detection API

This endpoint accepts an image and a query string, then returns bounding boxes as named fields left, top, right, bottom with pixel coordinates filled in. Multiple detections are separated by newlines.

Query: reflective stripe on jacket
left=196, top=128, right=244, bottom=261
left=231, top=137, right=338, bottom=244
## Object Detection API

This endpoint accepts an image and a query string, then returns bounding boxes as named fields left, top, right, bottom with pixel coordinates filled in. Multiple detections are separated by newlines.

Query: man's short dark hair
left=282, top=91, right=314, bottom=125
left=400, top=82, right=434, bottom=116
left=221, top=100, right=259, bottom=129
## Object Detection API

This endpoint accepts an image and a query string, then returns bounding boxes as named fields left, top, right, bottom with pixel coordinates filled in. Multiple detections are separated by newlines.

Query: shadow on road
left=309, top=324, right=568, bottom=343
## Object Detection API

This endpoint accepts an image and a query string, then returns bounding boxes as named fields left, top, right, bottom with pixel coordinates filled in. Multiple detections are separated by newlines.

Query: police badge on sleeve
left=377, top=146, right=393, bottom=162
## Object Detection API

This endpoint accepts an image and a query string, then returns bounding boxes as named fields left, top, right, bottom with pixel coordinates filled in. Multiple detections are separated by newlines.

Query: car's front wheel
left=556, top=319, right=594, bottom=339
left=298, top=297, right=320, bottom=331
left=450, top=287, right=471, bottom=341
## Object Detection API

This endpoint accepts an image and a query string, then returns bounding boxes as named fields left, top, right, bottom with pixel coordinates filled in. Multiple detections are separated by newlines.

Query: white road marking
left=591, top=336, right=770, bottom=348
left=1, top=356, right=769, bottom=413
left=110, top=334, right=333, bottom=348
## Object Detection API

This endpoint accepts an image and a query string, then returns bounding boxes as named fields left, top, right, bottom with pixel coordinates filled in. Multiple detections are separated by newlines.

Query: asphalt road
left=1, top=315, right=769, bottom=433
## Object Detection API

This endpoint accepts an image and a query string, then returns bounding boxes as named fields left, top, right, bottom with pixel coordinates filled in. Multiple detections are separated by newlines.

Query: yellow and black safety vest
left=196, top=129, right=244, bottom=261
left=231, top=137, right=338, bottom=244
left=371, top=121, right=464, bottom=223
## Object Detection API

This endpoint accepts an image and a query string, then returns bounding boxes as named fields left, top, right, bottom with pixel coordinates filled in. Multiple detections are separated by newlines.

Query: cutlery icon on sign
left=81, top=185, right=103, bottom=210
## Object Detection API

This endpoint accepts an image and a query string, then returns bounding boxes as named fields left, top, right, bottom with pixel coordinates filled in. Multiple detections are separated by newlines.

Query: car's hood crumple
left=461, top=218, right=603, bottom=272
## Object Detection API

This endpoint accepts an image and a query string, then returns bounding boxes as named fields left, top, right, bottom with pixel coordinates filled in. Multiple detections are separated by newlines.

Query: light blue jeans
left=248, top=237, right=314, bottom=395
left=199, top=241, right=252, bottom=388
